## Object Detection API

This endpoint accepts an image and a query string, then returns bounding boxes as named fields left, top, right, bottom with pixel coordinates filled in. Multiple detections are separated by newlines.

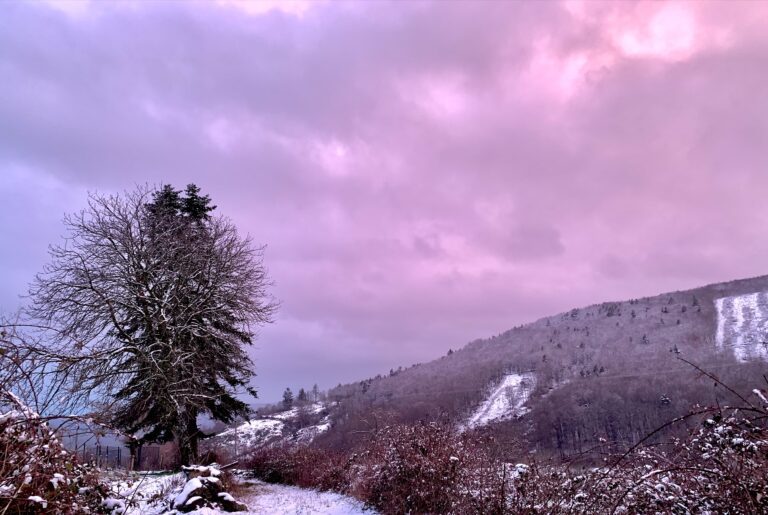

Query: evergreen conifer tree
left=282, top=388, right=294, bottom=410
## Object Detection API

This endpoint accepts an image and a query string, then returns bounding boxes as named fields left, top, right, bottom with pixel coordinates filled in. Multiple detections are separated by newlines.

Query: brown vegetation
left=245, top=396, right=768, bottom=514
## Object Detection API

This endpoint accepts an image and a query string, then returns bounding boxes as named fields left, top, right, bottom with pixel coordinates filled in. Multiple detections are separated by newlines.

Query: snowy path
left=236, top=479, right=372, bottom=514
left=465, top=372, right=535, bottom=429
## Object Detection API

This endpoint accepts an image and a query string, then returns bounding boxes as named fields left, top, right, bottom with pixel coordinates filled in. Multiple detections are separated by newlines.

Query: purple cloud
left=2, top=1, right=768, bottom=401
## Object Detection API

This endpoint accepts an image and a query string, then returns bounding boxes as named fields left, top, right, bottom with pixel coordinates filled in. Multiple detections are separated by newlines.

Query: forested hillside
left=320, top=275, right=768, bottom=456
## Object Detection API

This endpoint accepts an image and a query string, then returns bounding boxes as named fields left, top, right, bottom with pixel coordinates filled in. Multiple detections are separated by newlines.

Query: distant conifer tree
left=283, top=388, right=294, bottom=409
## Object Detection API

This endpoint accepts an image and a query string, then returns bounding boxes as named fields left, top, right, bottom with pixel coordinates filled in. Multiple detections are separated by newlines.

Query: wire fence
left=75, top=443, right=176, bottom=471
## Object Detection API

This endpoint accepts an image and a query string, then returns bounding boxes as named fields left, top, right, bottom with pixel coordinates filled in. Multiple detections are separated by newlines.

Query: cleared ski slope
left=715, top=292, right=768, bottom=362
left=465, top=372, right=535, bottom=429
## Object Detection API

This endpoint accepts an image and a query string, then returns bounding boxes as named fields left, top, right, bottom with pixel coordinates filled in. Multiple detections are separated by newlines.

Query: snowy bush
left=0, top=391, right=107, bottom=513
left=497, top=410, right=768, bottom=514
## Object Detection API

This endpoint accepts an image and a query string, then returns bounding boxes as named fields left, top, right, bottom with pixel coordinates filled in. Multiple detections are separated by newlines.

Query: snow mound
left=465, top=372, right=535, bottom=429
left=174, top=477, right=204, bottom=507
left=715, top=292, right=768, bottom=362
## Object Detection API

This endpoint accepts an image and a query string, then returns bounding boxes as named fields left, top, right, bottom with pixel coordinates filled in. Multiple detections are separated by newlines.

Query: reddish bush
left=245, top=422, right=508, bottom=513
left=349, top=422, right=505, bottom=514
left=245, top=444, right=348, bottom=491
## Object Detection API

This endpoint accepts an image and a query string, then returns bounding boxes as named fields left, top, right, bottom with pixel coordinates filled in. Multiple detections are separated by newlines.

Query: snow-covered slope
left=269, top=403, right=327, bottom=421
left=211, top=403, right=332, bottom=452
left=464, top=372, right=535, bottom=429
left=217, top=419, right=284, bottom=448
left=715, top=292, right=768, bottom=362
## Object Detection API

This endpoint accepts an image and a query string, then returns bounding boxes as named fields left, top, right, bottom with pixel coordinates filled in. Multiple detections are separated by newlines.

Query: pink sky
left=1, top=1, right=768, bottom=401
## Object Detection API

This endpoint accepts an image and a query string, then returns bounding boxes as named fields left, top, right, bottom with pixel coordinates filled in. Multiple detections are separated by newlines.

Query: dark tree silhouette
left=283, top=388, right=294, bottom=410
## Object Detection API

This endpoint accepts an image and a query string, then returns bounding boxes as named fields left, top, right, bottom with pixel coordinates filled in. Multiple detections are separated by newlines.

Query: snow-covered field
left=464, top=372, right=535, bottom=429
left=715, top=292, right=768, bottom=362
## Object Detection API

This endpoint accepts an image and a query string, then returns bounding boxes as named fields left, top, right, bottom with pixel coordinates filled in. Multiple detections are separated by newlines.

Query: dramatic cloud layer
left=2, top=1, right=768, bottom=401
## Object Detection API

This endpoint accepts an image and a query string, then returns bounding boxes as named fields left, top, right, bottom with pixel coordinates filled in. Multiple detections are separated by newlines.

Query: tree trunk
left=177, top=410, right=199, bottom=466
left=128, top=442, right=137, bottom=471
left=187, top=413, right=199, bottom=463
left=179, top=441, right=191, bottom=467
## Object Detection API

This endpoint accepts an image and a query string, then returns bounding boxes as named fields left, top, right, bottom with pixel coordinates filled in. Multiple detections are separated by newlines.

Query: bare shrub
left=349, top=422, right=505, bottom=514
left=245, top=444, right=347, bottom=491
left=244, top=401, right=768, bottom=514
left=244, top=423, right=508, bottom=513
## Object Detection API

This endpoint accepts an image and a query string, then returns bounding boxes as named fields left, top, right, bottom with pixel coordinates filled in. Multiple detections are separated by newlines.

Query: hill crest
left=318, top=274, right=768, bottom=454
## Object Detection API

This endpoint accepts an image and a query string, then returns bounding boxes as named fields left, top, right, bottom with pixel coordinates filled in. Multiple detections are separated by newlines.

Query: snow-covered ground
left=107, top=473, right=372, bottom=514
left=715, top=292, right=768, bottom=362
left=464, top=372, right=535, bottom=429
left=269, top=403, right=326, bottom=421
left=237, top=479, right=372, bottom=514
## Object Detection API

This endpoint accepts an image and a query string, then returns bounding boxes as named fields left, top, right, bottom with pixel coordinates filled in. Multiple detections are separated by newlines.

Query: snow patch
left=271, top=403, right=326, bottom=421
left=218, top=418, right=284, bottom=447
left=102, top=497, right=126, bottom=514
left=27, top=496, right=47, bottom=508
left=215, top=403, right=332, bottom=449
left=714, top=292, right=768, bottom=362
left=464, top=372, right=536, bottom=429
left=294, top=420, right=331, bottom=443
